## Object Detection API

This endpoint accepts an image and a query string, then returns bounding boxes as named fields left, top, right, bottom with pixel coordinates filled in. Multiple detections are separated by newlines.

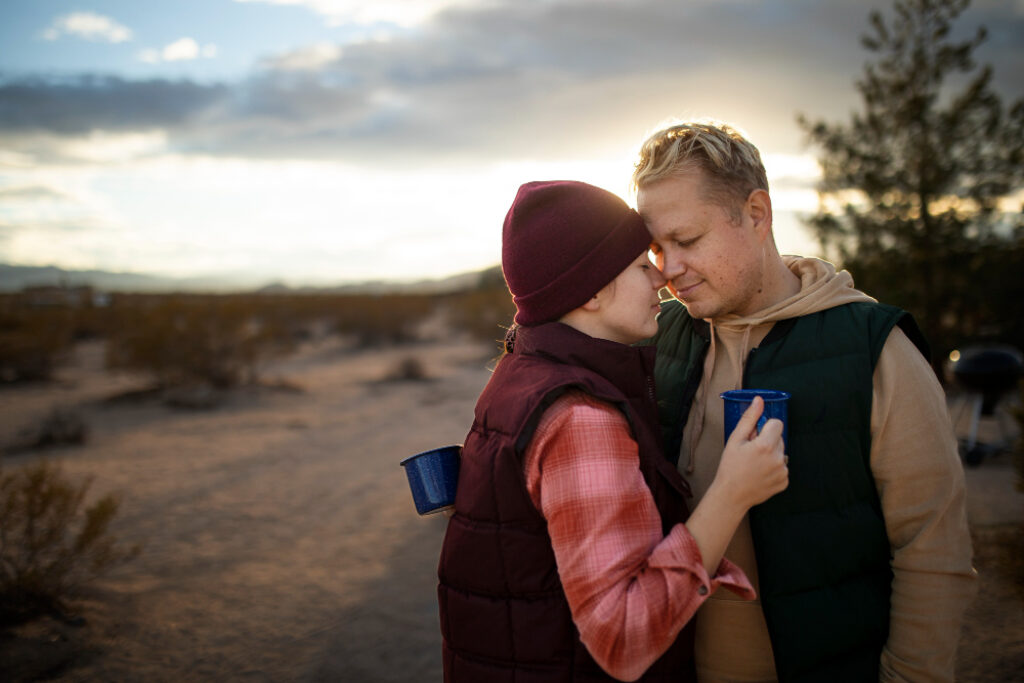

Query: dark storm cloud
left=0, top=75, right=228, bottom=134
left=0, top=0, right=1020, bottom=164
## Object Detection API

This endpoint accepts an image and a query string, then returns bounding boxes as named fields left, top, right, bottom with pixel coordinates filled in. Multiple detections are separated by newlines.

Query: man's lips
left=673, top=280, right=702, bottom=298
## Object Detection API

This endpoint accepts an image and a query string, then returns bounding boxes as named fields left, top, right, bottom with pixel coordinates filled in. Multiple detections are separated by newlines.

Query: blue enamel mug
left=721, top=389, right=790, bottom=447
left=400, top=444, right=461, bottom=515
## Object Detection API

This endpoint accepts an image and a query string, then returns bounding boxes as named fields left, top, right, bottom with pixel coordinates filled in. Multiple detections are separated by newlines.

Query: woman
left=437, top=180, right=788, bottom=682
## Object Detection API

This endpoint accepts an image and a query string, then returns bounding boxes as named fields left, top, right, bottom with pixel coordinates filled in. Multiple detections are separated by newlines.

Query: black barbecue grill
left=949, top=345, right=1023, bottom=466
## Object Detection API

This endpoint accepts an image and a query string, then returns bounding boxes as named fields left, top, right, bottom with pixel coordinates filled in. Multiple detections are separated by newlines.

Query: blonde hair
left=632, top=120, right=768, bottom=220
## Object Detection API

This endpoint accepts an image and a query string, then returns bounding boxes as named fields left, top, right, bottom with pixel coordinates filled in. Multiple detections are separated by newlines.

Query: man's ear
left=746, top=189, right=773, bottom=241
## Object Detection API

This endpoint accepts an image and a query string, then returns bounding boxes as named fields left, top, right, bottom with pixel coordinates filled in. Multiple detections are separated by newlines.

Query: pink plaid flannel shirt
left=523, top=390, right=754, bottom=681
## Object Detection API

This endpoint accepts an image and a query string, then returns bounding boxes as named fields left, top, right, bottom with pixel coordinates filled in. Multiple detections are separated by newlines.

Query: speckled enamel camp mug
left=721, top=389, right=790, bottom=447
left=400, top=444, right=461, bottom=515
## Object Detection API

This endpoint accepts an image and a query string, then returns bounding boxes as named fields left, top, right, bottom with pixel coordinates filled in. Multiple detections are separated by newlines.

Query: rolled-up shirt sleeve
left=524, top=391, right=753, bottom=682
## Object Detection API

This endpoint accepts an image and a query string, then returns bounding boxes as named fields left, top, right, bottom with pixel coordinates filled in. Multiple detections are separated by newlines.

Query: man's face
left=637, top=172, right=765, bottom=321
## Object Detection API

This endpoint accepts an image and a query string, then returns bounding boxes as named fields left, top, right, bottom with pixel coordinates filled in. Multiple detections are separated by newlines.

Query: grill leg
left=950, top=393, right=971, bottom=431
left=994, top=400, right=1017, bottom=451
left=964, top=394, right=983, bottom=451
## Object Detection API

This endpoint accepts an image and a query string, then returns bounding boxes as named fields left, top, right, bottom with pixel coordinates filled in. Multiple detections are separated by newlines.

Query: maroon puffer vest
left=437, top=323, right=696, bottom=683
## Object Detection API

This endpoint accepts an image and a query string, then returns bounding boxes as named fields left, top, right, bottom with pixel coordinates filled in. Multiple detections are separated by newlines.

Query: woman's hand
left=714, top=396, right=789, bottom=509
left=683, top=396, right=789, bottom=576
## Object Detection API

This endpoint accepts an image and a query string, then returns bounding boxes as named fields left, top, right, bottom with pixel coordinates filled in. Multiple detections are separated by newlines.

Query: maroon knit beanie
left=502, top=180, right=652, bottom=326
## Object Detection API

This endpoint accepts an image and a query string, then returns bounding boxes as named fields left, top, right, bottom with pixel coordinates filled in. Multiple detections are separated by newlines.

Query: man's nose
left=658, top=251, right=686, bottom=281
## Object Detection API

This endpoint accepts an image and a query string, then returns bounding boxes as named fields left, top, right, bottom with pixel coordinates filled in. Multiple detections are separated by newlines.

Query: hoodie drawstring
left=685, top=323, right=716, bottom=474
left=735, top=325, right=752, bottom=391
left=683, top=321, right=753, bottom=474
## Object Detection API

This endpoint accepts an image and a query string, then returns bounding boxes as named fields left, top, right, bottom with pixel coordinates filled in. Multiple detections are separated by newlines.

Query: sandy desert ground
left=1, top=335, right=1022, bottom=682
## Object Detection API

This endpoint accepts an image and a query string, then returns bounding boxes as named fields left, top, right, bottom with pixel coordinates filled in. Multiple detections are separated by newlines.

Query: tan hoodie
left=682, top=256, right=976, bottom=683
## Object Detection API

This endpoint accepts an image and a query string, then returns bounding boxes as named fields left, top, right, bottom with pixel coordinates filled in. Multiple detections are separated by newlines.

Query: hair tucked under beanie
left=502, top=180, right=651, bottom=326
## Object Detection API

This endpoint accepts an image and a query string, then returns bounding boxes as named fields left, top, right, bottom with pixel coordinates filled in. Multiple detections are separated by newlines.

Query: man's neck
left=716, top=254, right=802, bottom=322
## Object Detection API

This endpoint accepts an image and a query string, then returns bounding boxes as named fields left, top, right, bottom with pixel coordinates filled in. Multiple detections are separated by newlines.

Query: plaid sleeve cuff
left=660, top=523, right=756, bottom=601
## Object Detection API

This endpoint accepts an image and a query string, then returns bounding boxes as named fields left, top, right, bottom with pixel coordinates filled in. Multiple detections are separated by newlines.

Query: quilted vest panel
left=651, top=301, right=924, bottom=682
left=438, top=323, right=696, bottom=683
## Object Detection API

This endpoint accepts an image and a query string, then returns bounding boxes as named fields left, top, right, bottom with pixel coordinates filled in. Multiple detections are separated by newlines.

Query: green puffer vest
left=648, top=300, right=928, bottom=683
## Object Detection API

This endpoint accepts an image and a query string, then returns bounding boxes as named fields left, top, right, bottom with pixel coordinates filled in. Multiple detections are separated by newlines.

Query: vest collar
left=514, top=322, right=657, bottom=401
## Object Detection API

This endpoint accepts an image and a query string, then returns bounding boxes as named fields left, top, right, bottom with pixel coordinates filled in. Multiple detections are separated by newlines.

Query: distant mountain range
left=0, top=264, right=240, bottom=293
left=0, top=263, right=501, bottom=295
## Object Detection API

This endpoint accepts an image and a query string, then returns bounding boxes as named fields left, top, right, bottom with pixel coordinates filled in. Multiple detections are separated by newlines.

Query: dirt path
left=2, top=338, right=494, bottom=681
left=1, top=338, right=1021, bottom=681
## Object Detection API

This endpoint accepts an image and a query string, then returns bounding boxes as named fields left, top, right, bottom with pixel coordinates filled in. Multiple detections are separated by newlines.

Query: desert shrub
left=335, top=294, right=437, bottom=348
left=385, top=356, right=429, bottom=382
left=69, top=302, right=116, bottom=341
left=445, top=268, right=516, bottom=346
left=0, top=308, right=74, bottom=383
left=105, top=295, right=296, bottom=390
left=0, top=462, right=136, bottom=625
left=7, top=407, right=89, bottom=454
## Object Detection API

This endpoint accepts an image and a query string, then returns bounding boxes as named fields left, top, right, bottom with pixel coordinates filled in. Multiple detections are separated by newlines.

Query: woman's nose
left=647, top=258, right=668, bottom=289
left=650, top=267, right=667, bottom=290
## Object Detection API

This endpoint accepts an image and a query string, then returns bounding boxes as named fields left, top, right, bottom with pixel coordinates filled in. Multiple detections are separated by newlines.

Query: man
left=438, top=180, right=788, bottom=682
left=633, top=121, right=976, bottom=682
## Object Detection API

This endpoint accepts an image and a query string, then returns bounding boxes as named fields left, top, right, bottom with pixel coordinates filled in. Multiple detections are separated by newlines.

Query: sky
left=1, top=0, right=1022, bottom=288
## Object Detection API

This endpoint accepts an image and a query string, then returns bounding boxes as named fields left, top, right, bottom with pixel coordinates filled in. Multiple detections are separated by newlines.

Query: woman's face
left=589, top=252, right=667, bottom=345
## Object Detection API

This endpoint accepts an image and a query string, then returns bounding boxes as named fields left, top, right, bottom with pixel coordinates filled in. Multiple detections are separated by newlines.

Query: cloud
left=260, top=43, right=344, bottom=71
left=42, top=12, right=133, bottom=43
left=139, top=38, right=218, bottom=64
left=0, top=150, right=36, bottom=168
left=0, top=183, right=105, bottom=242
left=7, top=0, right=1024, bottom=166
left=232, top=0, right=478, bottom=27
left=0, top=76, right=228, bottom=135
left=0, top=185, right=68, bottom=201
left=61, top=130, right=170, bottom=162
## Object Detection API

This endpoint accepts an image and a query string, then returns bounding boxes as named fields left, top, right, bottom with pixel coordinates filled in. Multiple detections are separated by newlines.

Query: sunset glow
left=2, top=0, right=1021, bottom=289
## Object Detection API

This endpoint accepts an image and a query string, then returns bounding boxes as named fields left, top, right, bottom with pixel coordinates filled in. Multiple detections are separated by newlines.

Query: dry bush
left=0, top=462, right=136, bottom=625
left=6, top=407, right=89, bottom=455
left=444, top=268, right=516, bottom=347
left=384, top=356, right=429, bottom=382
left=335, top=294, right=437, bottom=348
left=105, top=295, right=296, bottom=391
left=0, top=307, right=74, bottom=383
left=68, top=302, right=116, bottom=341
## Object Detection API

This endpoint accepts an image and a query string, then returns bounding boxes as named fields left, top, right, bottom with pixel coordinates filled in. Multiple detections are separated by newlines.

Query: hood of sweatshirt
left=682, top=255, right=875, bottom=473
left=714, top=255, right=876, bottom=380
left=717, top=255, right=875, bottom=329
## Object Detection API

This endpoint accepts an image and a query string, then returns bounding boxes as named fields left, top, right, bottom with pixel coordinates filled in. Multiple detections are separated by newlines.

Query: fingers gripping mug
left=720, top=389, right=790, bottom=447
